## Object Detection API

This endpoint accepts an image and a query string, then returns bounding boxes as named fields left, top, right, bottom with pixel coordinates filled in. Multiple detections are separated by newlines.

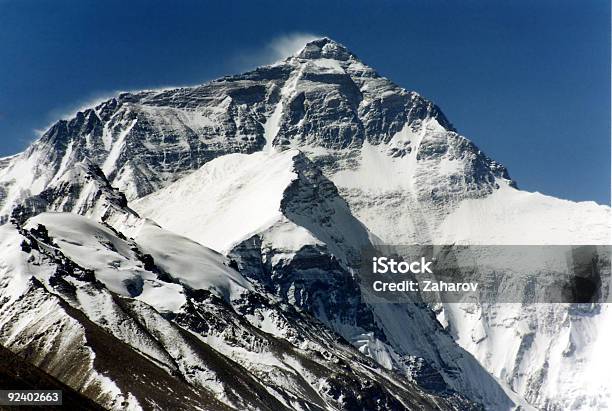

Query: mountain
left=0, top=37, right=609, bottom=410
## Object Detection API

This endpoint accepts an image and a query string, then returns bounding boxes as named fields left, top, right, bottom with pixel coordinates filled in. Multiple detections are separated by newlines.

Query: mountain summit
left=0, top=37, right=509, bottom=228
left=294, top=37, right=357, bottom=61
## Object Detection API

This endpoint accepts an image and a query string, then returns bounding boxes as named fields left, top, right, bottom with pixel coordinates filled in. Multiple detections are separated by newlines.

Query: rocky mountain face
left=0, top=39, right=510, bottom=226
left=0, top=344, right=105, bottom=410
left=8, top=159, right=131, bottom=225
left=1, top=212, right=475, bottom=410
left=0, top=37, right=609, bottom=410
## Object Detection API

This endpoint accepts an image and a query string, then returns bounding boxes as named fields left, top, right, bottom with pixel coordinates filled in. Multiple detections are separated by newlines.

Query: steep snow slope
left=133, top=221, right=254, bottom=301
left=25, top=213, right=252, bottom=306
left=436, top=184, right=610, bottom=245
left=134, top=150, right=304, bottom=254
left=133, top=149, right=372, bottom=261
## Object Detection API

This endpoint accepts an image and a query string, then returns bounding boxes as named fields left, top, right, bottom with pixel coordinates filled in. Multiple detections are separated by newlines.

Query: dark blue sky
left=1, top=0, right=609, bottom=204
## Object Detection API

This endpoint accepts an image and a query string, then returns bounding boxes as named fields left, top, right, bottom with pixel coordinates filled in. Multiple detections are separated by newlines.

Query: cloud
left=30, top=90, right=120, bottom=138
left=266, top=33, right=321, bottom=63
left=232, top=32, right=323, bottom=71
left=51, top=92, right=119, bottom=121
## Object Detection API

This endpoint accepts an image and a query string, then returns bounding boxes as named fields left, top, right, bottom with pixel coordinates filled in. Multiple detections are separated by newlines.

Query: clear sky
left=1, top=0, right=609, bottom=204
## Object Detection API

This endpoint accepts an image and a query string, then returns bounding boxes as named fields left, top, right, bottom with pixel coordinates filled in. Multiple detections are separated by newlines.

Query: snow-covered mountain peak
left=294, top=37, right=356, bottom=61
left=0, top=36, right=482, bottom=220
